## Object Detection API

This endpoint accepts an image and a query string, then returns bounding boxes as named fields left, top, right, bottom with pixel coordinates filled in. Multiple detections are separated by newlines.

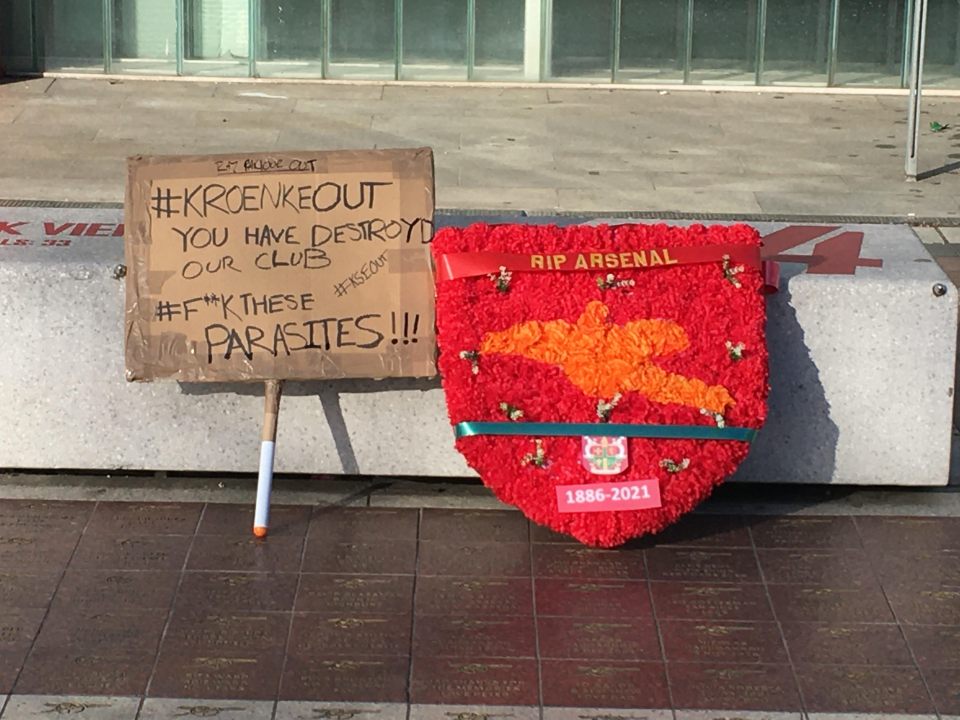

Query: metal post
left=175, top=0, right=184, bottom=75
left=683, top=0, right=694, bottom=83
left=905, top=0, right=928, bottom=180
left=523, top=0, right=543, bottom=80
left=102, top=0, right=113, bottom=73
left=395, top=0, right=402, bottom=80
left=467, top=0, right=476, bottom=80
left=322, top=0, right=330, bottom=78
left=754, top=0, right=767, bottom=85
left=248, top=0, right=259, bottom=77
left=827, top=0, right=839, bottom=86
left=611, top=0, right=621, bottom=82
left=541, top=0, right=552, bottom=80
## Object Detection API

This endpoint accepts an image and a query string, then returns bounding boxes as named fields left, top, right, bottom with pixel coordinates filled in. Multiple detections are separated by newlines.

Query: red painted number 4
left=761, top=226, right=883, bottom=275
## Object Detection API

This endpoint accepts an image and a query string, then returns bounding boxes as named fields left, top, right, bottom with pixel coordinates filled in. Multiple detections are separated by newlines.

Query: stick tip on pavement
left=253, top=526, right=268, bottom=538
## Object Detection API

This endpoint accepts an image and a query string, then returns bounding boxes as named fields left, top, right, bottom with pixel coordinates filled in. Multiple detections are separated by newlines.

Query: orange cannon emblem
left=480, top=301, right=733, bottom=414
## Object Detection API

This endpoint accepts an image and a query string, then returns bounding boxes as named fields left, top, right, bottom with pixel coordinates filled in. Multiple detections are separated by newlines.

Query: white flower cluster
left=596, top=393, right=623, bottom=421
left=700, top=408, right=726, bottom=428
left=722, top=255, right=745, bottom=288
left=489, top=265, right=513, bottom=293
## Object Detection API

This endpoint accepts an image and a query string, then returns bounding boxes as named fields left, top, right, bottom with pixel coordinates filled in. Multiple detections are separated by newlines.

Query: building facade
left=1, top=0, right=959, bottom=88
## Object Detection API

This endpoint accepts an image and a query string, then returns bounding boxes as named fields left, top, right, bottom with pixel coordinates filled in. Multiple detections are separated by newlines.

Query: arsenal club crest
left=433, top=223, right=769, bottom=547
left=581, top=436, right=629, bottom=475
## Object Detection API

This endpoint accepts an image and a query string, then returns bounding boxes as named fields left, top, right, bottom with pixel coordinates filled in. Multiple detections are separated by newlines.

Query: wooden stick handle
left=261, top=379, right=282, bottom=442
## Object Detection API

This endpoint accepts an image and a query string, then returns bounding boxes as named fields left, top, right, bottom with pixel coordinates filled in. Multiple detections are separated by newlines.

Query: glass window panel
left=619, top=0, right=685, bottom=83
left=474, top=0, right=525, bottom=80
left=402, top=0, right=468, bottom=80
left=329, top=0, right=395, bottom=79
left=550, top=0, right=613, bottom=80
left=689, top=0, right=757, bottom=83
left=921, top=0, right=960, bottom=87
left=43, top=0, right=104, bottom=72
left=835, top=0, right=907, bottom=86
left=762, top=0, right=829, bottom=84
left=112, top=0, right=177, bottom=75
left=1, top=0, right=35, bottom=72
left=258, top=0, right=324, bottom=77
left=183, top=0, right=250, bottom=76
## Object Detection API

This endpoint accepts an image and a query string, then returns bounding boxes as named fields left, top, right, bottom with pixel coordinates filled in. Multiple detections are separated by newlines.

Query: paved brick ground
left=3, top=76, right=960, bottom=217
left=1, top=500, right=958, bottom=716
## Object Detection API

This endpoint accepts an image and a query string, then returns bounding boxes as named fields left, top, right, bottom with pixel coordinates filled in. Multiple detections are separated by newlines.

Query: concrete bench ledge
left=0, top=208, right=955, bottom=485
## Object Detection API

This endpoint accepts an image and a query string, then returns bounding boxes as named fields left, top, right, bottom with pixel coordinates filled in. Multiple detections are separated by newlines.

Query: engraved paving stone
left=765, top=584, right=894, bottom=623
left=645, top=548, right=760, bottom=583
left=149, top=653, right=281, bottom=700
left=414, top=616, right=535, bottom=659
left=535, top=579, right=651, bottom=618
left=542, top=709, right=674, bottom=720
left=672, top=711, right=802, bottom=720
left=794, top=665, right=935, bottom=714
left=924, top=667, right=960, bottom=715
left=409, top=704, right=540, bottom=720
left=419, top=543, right=530, bottom=578
left=666, top=663, right=802, bottom=711
left=872, top=549, right=960, bottom=589
left=0, top=533, right=78, bottom=570
left=301, top=540, right=418, bottom=575
left=755, top=549, right=877, bottom=587
left=308, top=508, right=419, bottom=543
left=884, top=586, right=960, bottom=625
left=532, top=546, right=646, bottom=580
left=420, top=509, right=530, bottom=544
left=275, top=701, right=407, bottom=720
left=0, top=500, right=92, bottom=535
left=540, top=660, right=670, bottom=709
left=84, top=502, right=202, bottom=535
left=648, top=515, right=752, bottom=548
left=537, top=617, right=660, bottom=661
left=659, top=620, right=788, bottom=664
left=650, top=582, right=773, bottom=621
left=197, top=503, right=311, bottom=537
left=68, top=534, right=191, bottom=571
left=0, top=608, right=46, bottom=648
left=749, top=516, right=861, bottom=549
left=297, top=575, right=415, bottom=615
left=0, top=572, right=60, bottom=608
left=902, top=624, right=960, bottom=668
left=32, top=607, right=168, bottom=660
left=410, top=658, right=538, bottom=705
left=415, top=577, right=533, bottom=617
left=780, top=622, right=913, bottom=666
left=159, top=611, right=290, bottom=658
left=176, top=572, right=298, bottom=612
left=139, top=698, right=275, bottom=720
left=0, top=649, right=28, bottom=694
left=186, top=534, right=305, bottom=573
left=15, top=651, right=154, bottom=696
left=280, top=656, right=410, bottom=702
left=51, top=570, right=180, bottom=610
left=0, top=695, right=141, bottom=720
left=289, top=614, right=412, bottom=657
left=857, top=516, right=960, bottom=552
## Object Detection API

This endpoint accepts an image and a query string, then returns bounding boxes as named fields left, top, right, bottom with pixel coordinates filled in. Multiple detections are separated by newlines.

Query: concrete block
left=0, top=209, right=955, bottom=485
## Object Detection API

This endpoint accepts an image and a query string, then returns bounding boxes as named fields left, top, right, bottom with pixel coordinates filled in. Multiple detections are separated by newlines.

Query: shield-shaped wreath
left=433, top=223, right=768, bottom=548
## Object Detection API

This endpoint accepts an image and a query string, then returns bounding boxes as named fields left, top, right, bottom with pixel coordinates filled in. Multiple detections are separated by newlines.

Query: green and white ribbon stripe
left=455, top=421, right=757, bottom=442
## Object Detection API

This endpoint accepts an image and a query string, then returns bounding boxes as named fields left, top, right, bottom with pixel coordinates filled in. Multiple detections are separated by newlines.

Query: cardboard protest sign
left=124, top=148, right=436, bottom=382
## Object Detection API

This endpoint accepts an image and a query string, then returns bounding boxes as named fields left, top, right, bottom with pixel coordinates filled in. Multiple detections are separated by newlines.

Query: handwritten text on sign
left=124, top=148, right=436, bottom=382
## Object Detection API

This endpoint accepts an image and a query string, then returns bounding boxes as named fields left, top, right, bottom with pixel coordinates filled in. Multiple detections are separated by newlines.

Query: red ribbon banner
left=437, top=244, right=763, bottom=282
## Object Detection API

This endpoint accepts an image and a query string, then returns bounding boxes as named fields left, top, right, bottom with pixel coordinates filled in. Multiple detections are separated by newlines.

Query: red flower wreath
left=433, top=223, right=768, bottom=547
